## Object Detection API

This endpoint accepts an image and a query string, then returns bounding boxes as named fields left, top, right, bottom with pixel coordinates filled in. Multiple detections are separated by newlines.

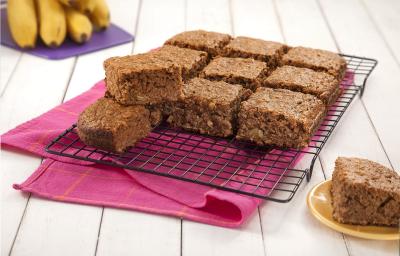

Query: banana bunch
left=7, top=0, right=110, bottom=49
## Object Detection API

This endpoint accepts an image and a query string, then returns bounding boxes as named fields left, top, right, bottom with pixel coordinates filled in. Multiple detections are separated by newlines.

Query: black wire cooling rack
left=46, top=54, right=377, bottom=202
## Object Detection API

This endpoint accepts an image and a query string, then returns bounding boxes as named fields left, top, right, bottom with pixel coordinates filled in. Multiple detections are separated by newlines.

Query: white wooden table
left=1, top=0, right=399, bottom=255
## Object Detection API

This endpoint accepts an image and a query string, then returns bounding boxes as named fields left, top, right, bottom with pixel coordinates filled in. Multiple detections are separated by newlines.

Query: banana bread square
left=167, top=78, right=251, bottom=137
left=154, top=45, right=209, bottom=81
left=281, top=46, right=347, bottom=80
left=104, top=52, right=183, bottom=105
left=236, top=87, right=326, bottom=148
left=165, top=30, right=232, bottom=57
left=77, top=98, right=151, bottom=153
left=264, top=65, right=341, bottom=105
left=221, top=36, right=289, bottom=68
left=332, top=157, right=400, bottom=226
left=201, top=57, right=269, bottom=91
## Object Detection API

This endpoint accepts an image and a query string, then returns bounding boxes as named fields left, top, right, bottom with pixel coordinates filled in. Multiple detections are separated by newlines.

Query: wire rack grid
left=45, top=54, right=377, bottom=203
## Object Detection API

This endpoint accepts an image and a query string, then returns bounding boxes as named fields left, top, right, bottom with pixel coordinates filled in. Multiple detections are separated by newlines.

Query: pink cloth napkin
left=2, top=81, right=264, bottom=227
left=1, top=70, right=353, bottom=227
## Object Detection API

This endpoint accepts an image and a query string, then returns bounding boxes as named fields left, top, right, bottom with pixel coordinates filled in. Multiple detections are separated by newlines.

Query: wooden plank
left=10, top=45, right=136, bottom=256
left=96, top=209, right=180, bottom=256
left=11, top=199, right=101, bottom=256
left=319, top=0, right=400, bottom=172
left=362, top=0, right=400, bottom=65
left=315, top=100, right=398, bottom=256
left=63, top=44, right=131, bottom=100
left=2, top=54, right=101, bottom=256
left=276, top=0, right=398, bottom=255
left=260, top=160, right=348, bottom=256
left=95, top=0, right=183, bottom=255
left=186, top=0, right=231, bottom=34
left=133, top=0, right=185, bottom=54
left=0, top=46, right=21, bottom=95
left=7, top=1, right=141, bottom=256
left=275, top=0, right=336, bottom=50
left=316, top=0, right=400, bottom=254
left=0, top=55, right=74, bottom=133
left=318, top=99, right=393, bottom=174
left=231, top=0, right=283, bottom=42
left=183, top=215, right=265, bottom=256
left=182, top=1, right=266, bottom=256
left=1, top=151, right=36, bottom=256
left=232, top=1, right=349, bottom=255
left=0, top=54, right=75, bottom=255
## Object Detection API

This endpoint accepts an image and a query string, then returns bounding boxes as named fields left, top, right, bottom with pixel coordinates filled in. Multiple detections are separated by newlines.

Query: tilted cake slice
left=331, top=157, right=400, bottom=226
left=77, top=98, right=151, bottom=153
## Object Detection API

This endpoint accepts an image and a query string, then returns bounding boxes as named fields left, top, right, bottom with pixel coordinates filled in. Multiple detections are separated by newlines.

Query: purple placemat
left=1, top=8, right=134, bottom=60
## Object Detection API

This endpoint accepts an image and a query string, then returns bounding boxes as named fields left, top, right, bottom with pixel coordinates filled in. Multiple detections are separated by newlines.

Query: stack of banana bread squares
left=77, top=30, right=347, bottom=153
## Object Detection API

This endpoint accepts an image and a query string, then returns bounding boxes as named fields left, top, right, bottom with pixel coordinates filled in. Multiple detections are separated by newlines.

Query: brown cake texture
left=104, top=52, right=183, bottom=106
left=201, top=57, right=269, bottom=91
left=221, top=36, right=289, bottom=68
left=167, top=78, right=250, bottom=137
left=154, top=45, right=209, bottom=81
left=264, top=65, right=341, bottom=105
left=236, top=87, right=326, bottom=148
left=282, top=46, right=347, bottom=80
left=77, top=98, right=151, bottom=153
left=165, top=30, right=232, bottom=56
left=331, top=157, right=400, bottom=227
left=147, top=105, right=164, bottom=127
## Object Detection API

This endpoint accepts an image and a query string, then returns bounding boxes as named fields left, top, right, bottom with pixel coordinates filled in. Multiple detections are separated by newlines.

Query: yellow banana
left=37, top=0, right=67, bottom=47
left=7, top=0, right=38, bottom=48
left=90, top=0, right=110, bottom=30
left=66, top=7, right=92, bottom=43
left=58, top=0, right=72, bottom=6
left=73, top=0, right=96, bottom=14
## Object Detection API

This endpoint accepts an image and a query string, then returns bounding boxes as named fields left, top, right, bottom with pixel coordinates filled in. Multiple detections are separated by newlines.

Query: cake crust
left=201, top=57, right=269, bottom=91
left=165, top=30, right=232, bottom=56
left=331, top=157, right=400, bottom=227
left=77, top=98, right=151, bottom=153
left=281, top=46, right=347, bottom=80
left=236, top=87, right=325, bottom=148
left=264, top=65, right=341, bottom=105
left=104, top=53, right=183, bottom=106
left=154, top=45, right=209, bottom=81
left=222, top=36, right=289, bottom=68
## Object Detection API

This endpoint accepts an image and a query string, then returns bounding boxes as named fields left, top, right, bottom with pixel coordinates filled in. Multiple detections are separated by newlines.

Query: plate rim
left=307, top=179, right=400, bottom=241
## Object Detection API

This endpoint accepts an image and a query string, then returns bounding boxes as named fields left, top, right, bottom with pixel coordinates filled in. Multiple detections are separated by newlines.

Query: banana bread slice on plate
left=331, top=157, right=400, bottom=226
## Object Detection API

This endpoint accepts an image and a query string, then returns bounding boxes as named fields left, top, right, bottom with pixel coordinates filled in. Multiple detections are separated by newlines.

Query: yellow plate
left=307, top=180, right=399, bottom=240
